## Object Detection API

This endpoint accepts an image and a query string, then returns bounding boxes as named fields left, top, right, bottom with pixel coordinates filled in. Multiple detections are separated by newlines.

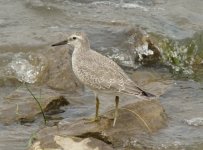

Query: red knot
left=52, top=32, right=155, bottom=127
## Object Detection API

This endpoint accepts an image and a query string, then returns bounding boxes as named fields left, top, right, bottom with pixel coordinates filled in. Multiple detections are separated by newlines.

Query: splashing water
left=134, top=43, right=154, bottom=61
left=128, top=31, right=155, bottom=62
left=7, top=52, right=47, bottom=83
left=184, top=117, right=203, bottom=127
left=159, top=39, right=198, bottom=75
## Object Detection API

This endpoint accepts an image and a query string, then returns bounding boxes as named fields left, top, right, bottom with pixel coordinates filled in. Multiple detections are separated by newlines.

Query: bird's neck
left=72, top=43, right=90, bottom=68
left=73, top=42, right=90, bottom=55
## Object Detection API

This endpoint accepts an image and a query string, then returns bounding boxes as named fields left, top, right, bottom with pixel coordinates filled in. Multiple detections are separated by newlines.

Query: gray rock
left=46, top=47, right=82, bottom=91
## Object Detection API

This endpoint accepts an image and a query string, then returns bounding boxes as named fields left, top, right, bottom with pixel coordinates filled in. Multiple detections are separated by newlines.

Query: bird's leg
left=95, top=95, right=100, bottom=121
left=113, top=96, right=119, bottom=127
left=84, top=94, right=100, bottom=123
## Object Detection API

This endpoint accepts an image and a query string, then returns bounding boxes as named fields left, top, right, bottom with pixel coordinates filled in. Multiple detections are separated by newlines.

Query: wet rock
left=105, top=28, right=161, bottom=69
left=0, top=86, right=69, bottom=124
left=30, top=99, right=167, bottom=150
left=46, top=47, right=82, bottom=91
left=0, top=46, right=82, bottom=91
left=126, top=28, right=161, bottom=65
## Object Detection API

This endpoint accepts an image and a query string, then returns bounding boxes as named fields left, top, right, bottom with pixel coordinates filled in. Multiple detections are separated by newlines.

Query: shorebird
left=52, top=32, right=155, bottom=127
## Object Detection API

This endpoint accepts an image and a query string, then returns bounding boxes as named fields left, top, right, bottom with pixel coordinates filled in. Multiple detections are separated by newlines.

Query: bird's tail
left=138, top=90, right=156, bottom=100
left=141, top=90, right=156, bottom=98
left=122, top=86, right=156, bottom=100
left=121, top=82, right=156, bottom=99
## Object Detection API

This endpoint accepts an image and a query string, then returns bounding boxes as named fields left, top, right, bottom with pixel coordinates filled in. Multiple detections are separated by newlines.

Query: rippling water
left=0, top=0, right=203, bottom=149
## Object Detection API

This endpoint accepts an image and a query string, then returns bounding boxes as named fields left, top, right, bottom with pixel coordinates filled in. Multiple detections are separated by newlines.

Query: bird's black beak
left=51, top=40, right=68, bottom=47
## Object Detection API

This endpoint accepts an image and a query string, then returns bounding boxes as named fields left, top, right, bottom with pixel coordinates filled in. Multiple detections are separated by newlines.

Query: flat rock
left=30, top=136, right=113, bottom=150
left=30, top=99, right=167, bottom=150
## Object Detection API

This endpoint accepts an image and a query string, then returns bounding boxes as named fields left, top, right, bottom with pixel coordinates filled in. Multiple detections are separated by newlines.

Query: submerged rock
left=0, top=86, right=69, bottom=125
left=29, top=99, right=167, bottom=150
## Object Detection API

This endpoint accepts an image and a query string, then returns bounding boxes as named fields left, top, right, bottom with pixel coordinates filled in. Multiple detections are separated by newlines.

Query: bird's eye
left=72, top=37, right=77, bottom=40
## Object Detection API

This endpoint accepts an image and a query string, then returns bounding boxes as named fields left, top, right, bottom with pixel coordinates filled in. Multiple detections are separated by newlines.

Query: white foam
left=184, top=117, right=203, bottom=126
left=135, top=43, right=154, bottom=61
left=122, top=3, right=148, bottom=11
left=91, top=1, right=148, bottom=11
left=7, top=52, right=46, bottom=83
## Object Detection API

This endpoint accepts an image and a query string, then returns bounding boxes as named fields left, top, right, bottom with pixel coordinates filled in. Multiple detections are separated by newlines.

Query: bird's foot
left=83, top=116, right=100, bottom=124
left=98, top=115, right=114, bottom=120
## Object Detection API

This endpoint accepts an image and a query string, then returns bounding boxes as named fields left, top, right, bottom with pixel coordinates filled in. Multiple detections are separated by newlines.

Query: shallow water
left=152, top=79, right=203, bottom=149
left=0, top=0, right=203, bottom=149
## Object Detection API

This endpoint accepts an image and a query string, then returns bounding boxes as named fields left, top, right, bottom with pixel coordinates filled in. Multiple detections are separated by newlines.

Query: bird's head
left=52, top=32, right=90, bottom=49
